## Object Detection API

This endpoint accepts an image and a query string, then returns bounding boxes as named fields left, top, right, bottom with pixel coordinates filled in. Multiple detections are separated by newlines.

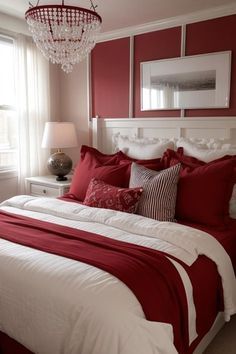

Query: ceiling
left=0, top=0, right=235, bottom=33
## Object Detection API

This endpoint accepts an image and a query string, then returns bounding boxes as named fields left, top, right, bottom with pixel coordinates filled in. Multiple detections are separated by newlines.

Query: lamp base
left=56, top=175, right=68, bottom=182
left=47, top=152, right=72, bottom=181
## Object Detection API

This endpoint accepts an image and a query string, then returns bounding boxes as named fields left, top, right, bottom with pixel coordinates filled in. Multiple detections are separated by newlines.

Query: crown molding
left=0, top=12, right=29, bottom=36
left=97, top=2, right=236, bottom=42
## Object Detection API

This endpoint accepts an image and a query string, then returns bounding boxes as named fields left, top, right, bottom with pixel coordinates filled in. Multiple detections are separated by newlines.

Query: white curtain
left=14, top=34, right=50, bottom=193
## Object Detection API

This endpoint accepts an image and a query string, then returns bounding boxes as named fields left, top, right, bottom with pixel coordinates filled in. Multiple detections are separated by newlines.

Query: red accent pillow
left=66, top=146, right=130, bottom=201
left=83, top=178, right=143, bottom=213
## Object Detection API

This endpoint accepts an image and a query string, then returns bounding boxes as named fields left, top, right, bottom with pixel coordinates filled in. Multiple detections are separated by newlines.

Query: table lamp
left=42, top=122, right=78, bottom=181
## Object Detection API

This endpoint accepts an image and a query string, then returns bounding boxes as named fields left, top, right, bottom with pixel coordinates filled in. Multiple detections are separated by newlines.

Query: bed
left=0, top=117, right=236, bottom=354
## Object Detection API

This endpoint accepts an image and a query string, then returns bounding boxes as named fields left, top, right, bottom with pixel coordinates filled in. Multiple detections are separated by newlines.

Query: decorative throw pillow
left=83, top=178, right=143, bottom=213
left=129, top=163, right=181, bottom=221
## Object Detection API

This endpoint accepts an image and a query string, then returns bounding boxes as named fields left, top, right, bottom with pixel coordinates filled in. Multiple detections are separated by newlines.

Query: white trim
left=180, top=24, right=186, bottom=57
left=0, top=169, right=17, bottom=180
left=180, top=24, right=186, bottom=118
left=87, top=54, right=92, bottom=122
left=98, top=3, right=236, bottom=42
left=0, top=13, right=29, bottom=37
left=129, top=36, right=134, bottom=118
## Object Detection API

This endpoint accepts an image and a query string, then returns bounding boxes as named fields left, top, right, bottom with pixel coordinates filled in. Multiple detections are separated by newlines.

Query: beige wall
left=57, top=59, right=90, bottom=168
left=0, top=56, right=89, bottom=201
left=0, top=7, right=90, bottom=202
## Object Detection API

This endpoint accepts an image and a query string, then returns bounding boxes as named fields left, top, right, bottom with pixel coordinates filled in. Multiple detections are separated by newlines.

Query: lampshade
left=42, top=121, right=78, bottom=181
left=42, top=122, right=78, bottom=149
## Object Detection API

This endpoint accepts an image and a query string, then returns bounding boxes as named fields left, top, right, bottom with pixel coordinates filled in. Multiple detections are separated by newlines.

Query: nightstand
left=25, top=175, right=71, bottom=198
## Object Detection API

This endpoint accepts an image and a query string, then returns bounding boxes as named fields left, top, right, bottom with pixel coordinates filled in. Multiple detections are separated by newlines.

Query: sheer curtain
left=14, top=34, right=50, bottom=193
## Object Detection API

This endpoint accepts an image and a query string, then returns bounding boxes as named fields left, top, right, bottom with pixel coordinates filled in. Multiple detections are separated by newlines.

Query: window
left=0, top=35, right=17, bottom=172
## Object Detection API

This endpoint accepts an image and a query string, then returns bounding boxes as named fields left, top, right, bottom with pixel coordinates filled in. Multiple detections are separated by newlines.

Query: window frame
left=0, top=34, right=17, bottom=177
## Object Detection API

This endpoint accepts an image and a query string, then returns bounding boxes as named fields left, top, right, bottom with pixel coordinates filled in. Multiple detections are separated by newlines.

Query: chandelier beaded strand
left=25, top=1, right=102, bottom=73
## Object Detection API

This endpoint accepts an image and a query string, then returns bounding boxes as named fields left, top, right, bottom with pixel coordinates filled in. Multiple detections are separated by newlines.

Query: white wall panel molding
left=129, top=36, right=134, bottom=118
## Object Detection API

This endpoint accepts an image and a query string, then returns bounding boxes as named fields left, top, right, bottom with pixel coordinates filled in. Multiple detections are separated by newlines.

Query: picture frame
left=141, top=51, right=231, bottom=110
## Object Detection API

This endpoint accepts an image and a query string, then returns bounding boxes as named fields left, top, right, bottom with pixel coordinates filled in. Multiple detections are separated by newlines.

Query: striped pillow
left=129, top=163, right=181, bottom=221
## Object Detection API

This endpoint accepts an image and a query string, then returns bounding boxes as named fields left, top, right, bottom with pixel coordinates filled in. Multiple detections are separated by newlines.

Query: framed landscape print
left=141, top=51, right=231, bottom=110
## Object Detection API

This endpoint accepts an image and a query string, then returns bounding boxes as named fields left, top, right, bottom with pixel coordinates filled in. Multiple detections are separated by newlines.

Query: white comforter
left=0, top=195, right=235, bottom=354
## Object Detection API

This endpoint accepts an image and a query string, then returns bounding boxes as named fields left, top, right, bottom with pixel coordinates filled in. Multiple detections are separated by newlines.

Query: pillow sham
left=161, top=148, right=205, bottom=170
left=129, top=163, right=181, bottom=222
left=83, top=178, right=143, bottom=213
left=67, top=147, right=130, bottom=201
left=80, top=145, right=123, bottom=165
left=174, top=158, right=235, bottom=228
left=162, top=149, right=236, bottom=221
left=113, top=134, right=175, bottom=159
left=118, top=151, right=165, bottom=176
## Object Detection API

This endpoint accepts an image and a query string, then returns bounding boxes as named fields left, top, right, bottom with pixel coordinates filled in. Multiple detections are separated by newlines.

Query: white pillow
left=176, top=138, right=236, bottom=163
left=113, top=134, right=174, bottom=159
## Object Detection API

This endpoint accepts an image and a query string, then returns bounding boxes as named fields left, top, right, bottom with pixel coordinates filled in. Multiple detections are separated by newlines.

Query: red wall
left=185, top=15, right=236, bottom=117
left=134, top=27, right=182, bottom=117
left=91, top=38, right=130, bottom=118
left=91, top=14, right=236, bottom=118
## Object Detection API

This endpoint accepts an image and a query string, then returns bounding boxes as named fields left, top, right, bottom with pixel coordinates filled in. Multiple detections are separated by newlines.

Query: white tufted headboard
left=91, top=117, right=236, bottom=153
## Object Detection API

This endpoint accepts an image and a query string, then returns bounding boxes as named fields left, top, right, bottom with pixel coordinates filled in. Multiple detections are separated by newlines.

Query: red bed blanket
left=0, top=210, right=189, bottom=354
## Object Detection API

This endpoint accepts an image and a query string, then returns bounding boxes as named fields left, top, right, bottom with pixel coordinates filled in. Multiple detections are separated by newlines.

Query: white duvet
left=0, top=195, right=235, bottom=354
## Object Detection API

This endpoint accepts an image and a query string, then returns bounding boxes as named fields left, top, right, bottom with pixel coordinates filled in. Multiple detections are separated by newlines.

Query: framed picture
left=141, top=51, right=231, bottom=110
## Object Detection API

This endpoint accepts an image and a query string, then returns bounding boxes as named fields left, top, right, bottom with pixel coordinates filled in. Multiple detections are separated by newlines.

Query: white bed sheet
left=0, top=195, right=235, bottom=354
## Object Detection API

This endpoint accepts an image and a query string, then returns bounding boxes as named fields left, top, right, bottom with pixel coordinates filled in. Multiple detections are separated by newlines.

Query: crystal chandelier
left=25, top=1, right=102, bottom=73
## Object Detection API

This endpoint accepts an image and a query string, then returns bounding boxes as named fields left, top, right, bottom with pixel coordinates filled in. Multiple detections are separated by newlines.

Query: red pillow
left=118, top=151, right=165, bottom=182
left=66, top=147, right=130, bottom=201
left=175, top=159, right=235, bottom=228
left=162, top=147, right=236, bottom=170
left=83, top=178, right=143, bottom=213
